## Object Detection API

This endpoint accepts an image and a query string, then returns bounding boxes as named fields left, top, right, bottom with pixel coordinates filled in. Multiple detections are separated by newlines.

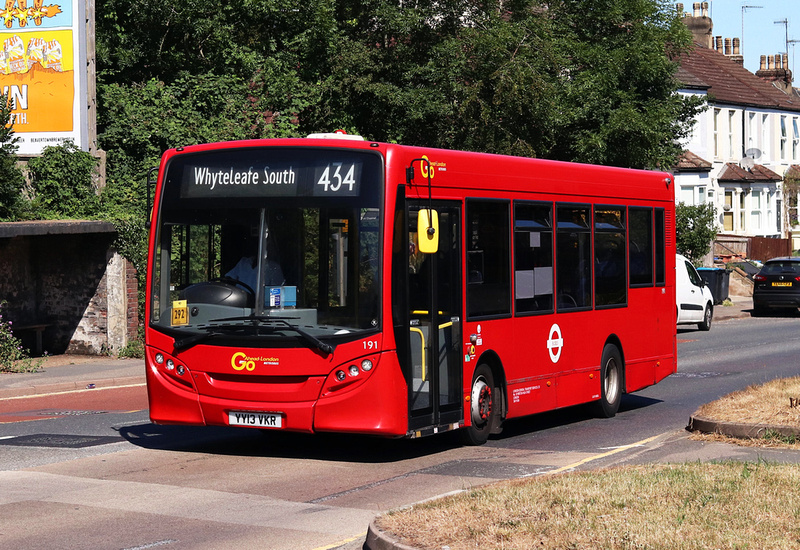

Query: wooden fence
left=715, top=234, right=792, bottom=262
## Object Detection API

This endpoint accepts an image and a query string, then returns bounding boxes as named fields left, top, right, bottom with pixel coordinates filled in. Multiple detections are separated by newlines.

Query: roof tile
left=679, top=45, right=800, bottom=112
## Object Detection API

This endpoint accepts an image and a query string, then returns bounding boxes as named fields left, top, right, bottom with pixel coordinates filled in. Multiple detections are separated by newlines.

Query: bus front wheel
left=461, top=364, right=495, bottom=446
left=594, top=343, right=623, bottom=418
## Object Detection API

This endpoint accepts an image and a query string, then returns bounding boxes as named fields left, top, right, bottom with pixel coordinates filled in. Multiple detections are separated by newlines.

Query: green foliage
left=118, top=327, right=144, bottom=359
left=95, top=0, right=701, bottom=170
left=544, top=0, right=705, bottom=168
left=0, top=301, right=42, bottom=373
left=303, top=0, right=703, bottom=167
left=27, top=143, right=99, bottom=218
left=676, top=202, right=717, bottom=264
left=0, top=95, right=25, bottom=220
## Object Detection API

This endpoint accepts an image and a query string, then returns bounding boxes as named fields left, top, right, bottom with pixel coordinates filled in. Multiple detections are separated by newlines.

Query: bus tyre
left=594, top=344, right=623, bottom=418
left=461, top=364, right=495, bottom=446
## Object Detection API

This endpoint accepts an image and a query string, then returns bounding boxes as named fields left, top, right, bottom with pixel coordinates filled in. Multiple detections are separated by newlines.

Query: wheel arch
left=474, top=349, right=507, bottom=426
left=603, top=334, right=626, bottom=395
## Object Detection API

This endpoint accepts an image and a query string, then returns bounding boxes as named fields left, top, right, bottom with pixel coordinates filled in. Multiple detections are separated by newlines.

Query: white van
left=676, top=253, right=714, bottom=330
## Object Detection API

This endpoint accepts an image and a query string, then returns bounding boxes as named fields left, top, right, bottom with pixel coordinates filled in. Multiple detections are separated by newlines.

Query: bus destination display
left=176, top=152, right=365, bottom=199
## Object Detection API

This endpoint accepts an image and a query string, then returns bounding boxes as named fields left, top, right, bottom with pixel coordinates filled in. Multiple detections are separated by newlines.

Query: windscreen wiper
left=173, top=331, right=215, bottom=352
left=211, top=316, right=336, bottom=356
left=172, top=322, right=249, bottom=352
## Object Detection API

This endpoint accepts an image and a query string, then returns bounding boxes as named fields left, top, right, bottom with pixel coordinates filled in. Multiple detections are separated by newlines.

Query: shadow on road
left=117, top=422, right=465, bottom=462
left=117, top=391, right=663, bottom=462
left=491, top=393, right=662, bottom=442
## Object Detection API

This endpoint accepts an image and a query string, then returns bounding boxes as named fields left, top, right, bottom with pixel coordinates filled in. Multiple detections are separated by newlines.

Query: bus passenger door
left=406, top=203, right=463, bottom=433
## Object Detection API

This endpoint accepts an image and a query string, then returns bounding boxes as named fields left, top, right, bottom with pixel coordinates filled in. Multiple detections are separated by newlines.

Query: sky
left=702, top=0, right=800, bottom=74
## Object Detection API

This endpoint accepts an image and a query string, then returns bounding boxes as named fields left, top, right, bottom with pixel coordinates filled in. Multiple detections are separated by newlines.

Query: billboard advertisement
left=0, top=0, right=88, bottom=155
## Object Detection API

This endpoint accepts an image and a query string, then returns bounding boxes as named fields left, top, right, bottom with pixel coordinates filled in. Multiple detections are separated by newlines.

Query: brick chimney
left=710, top=35, right=744, bottom=65
left=756, top=51, right=794, bottom=93
left=730, top=38, right=744, bottom=65
left=681, top=2, right=713, bottom=49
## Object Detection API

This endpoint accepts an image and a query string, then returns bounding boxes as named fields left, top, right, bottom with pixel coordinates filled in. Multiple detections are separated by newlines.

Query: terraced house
left=675, top=2, right=800, bottom=249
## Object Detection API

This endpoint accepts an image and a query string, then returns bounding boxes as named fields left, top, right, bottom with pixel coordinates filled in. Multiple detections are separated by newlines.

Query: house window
left=739, top=191, right=746, bottom=230
left=748, top=112, right=756, bottom=152
left=698, top=186, right=707, bottom=204
left=713, top=109, right=721, bottom=159
left=723, top=190, right=734, bottom=231
left=781, top=116, right=787, bottom=161
left=762, top=114, right=769, bottom=158
left=793, top=118, right=799, bottom=161
left=728, top=110, right=736, bottom=159
left=751, top=190, right=762, bottom=232
left=789, top=191, right=800, bottom=227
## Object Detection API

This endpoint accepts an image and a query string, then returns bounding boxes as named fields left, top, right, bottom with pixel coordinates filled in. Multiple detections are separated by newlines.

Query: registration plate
left=228, top=411, right=283, bottom=428
left=772, top=282, right=793, bottom=287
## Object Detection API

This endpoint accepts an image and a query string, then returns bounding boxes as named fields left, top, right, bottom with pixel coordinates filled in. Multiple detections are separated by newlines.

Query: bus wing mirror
left=417, top=209, right=439, bottom=254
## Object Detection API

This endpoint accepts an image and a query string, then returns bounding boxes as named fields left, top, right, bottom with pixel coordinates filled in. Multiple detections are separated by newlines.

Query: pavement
left=0, top=354, right=146, bottom=399
left=710, top=293, right=752, bottom=322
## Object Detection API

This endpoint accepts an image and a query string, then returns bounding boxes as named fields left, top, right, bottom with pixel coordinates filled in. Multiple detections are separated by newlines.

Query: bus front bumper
left=145, top=352, right=409, bottom=437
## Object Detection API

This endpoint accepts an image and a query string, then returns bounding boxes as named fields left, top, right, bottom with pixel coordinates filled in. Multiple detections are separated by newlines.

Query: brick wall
left=0, top=225, right=138, bottom=356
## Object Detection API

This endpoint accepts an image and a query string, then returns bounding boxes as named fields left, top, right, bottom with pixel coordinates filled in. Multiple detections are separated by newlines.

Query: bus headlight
left=322, top=355, right=380, bottom=396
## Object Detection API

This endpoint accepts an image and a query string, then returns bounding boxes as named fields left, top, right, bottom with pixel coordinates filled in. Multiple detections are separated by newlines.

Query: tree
left=96, top=0, right=702, bottom=171
left=676, top=202, right=717, bottom=264
left=0, top=95, right=25, bottom=220
left=27, top=143, right=99, bottom=219
left=307, top=0, right=703, bottom=168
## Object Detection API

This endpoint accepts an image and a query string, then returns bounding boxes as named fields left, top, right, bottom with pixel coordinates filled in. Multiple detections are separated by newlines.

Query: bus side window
left=629, top=207, right=653, bottom=287
left=556, top=204, right=592, bottom=310
left=513, top=201, right=553, bottom=314
left=594, top=206, right=626, bottom=307
left=654, top=208, right=666, bottom=286
left=466, top=200, right=511, bottom=318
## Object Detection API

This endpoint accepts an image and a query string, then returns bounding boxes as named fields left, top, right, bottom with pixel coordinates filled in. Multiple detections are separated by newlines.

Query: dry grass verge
left=691, top=376, right=800, bottom=449
left=695, top=376, right=800, bottom=428
left=376, top=462, right=800, bottom=549
left=375, top=378, right=800, bottom=549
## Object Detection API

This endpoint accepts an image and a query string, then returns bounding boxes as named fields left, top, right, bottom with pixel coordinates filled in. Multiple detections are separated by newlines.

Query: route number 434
left=317, top=163, right=356, bottom=193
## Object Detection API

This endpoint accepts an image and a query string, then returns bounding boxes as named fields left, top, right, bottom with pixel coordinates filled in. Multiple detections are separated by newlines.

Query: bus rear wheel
left=594, top=343, right=623, bottom=418
left=461, top=364, right=495, bottom=446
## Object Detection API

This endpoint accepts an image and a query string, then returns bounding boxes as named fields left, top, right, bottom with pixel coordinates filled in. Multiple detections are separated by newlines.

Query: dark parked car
left=752, top=257, right=800, bottom=315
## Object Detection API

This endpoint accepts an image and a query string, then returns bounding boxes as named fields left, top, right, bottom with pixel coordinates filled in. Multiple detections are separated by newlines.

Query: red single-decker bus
left=145, top=133, right=676, bottom=444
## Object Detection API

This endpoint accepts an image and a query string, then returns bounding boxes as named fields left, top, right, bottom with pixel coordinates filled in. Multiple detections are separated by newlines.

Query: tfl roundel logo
left=547, top=324, right=563, bottom=363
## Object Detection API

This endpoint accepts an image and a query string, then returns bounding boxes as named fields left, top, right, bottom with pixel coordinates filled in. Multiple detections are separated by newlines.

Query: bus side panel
left=505, top=378, right=557, bottom=417
left=314, top=353, right=408, bottom=436
left=624, top=358, right=656, bottom=393
left=655, top=355, right=677, bottom=383
left=556, top=369, right=601, bottom=409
